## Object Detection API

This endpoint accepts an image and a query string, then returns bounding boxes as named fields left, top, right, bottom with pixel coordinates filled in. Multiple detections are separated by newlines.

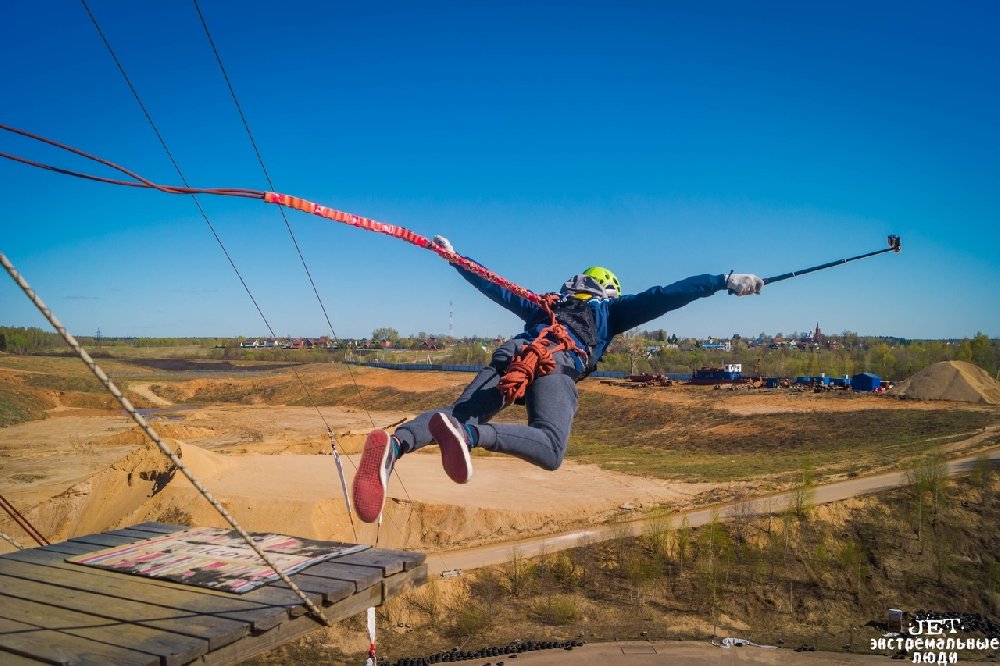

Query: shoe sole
left=429, top=413, right=473, bottom=484
left=353, top=430, right=392, bottom=523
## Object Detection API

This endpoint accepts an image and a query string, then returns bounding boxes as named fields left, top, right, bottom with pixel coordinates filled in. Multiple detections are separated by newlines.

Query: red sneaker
left=352, top=430, right=397, bottom=523
left=428, top=413, right=474, bottom=484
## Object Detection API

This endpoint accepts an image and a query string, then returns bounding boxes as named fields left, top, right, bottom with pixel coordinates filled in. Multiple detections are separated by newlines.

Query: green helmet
left=582, top=266, right=621, bottom=299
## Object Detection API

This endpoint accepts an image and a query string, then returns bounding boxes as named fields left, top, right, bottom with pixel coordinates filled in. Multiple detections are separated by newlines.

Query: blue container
left=851, top=373, right=881, bottom=392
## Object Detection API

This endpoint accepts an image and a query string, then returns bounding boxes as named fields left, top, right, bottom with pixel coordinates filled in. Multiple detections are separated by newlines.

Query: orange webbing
left=264, top=191, right=546, bottom=307
left=498, top=295, right=586, bottom=405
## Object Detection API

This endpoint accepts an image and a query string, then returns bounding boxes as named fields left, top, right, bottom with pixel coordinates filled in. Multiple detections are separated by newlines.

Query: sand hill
left=890, top=360, right=1000, bottom=404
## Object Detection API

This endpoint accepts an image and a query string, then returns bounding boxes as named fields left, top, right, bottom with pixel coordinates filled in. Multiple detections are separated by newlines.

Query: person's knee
left=539, top=453, right=563, bottom=471
left=531, top=419, right=568, bottom=470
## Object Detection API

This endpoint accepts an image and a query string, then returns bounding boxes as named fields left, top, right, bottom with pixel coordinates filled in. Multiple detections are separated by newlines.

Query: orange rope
left=498, top=295, right=587, bottom=405
left=0, top=124, right=546, bottom=308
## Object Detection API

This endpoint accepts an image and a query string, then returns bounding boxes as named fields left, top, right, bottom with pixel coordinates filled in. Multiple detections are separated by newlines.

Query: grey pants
left=394, top=339, right=579, bottom=470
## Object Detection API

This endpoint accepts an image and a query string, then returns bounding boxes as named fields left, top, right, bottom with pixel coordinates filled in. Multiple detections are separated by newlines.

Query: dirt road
left=128, top=382, right=173, bottom=407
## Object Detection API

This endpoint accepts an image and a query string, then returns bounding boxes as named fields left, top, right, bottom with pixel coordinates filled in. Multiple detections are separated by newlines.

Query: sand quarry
left=1, top=360, right=998, bottom=556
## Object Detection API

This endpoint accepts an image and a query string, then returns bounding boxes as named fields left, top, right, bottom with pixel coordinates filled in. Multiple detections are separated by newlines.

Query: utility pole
left=449, top=300, right=454, bottom=339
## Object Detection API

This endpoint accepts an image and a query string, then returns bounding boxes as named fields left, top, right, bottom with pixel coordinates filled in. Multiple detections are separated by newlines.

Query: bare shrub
left=533, top=594, right=580, bottom=625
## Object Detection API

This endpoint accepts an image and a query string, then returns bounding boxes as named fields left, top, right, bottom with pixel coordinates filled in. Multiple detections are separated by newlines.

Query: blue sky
left=2, top=1, right=997, bottom=341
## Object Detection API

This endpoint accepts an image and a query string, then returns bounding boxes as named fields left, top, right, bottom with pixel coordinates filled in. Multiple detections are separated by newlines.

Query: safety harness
left=497, top=294, right=599, bottom=405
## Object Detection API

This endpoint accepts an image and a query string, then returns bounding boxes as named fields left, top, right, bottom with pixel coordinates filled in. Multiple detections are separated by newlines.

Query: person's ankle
left=463, top=424, right=479, bottom=449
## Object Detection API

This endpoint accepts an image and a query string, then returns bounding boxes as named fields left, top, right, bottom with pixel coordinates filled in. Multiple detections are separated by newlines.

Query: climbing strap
left=498, top=294, right=587, bottom=405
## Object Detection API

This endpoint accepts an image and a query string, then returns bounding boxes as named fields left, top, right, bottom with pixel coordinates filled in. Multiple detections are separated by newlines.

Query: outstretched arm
left=433, top=236, right=541, bottom=321
left=609, top=272, right=761, bottom=334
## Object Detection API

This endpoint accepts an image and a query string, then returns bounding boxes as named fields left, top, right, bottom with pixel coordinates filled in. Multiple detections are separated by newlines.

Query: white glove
left=432, top=235, right=454, bottom=254
left=726, top=273, right=764, bottom=296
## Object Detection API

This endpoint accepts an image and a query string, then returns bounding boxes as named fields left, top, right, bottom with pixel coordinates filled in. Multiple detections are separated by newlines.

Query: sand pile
left=890, top=361, right=1000, bottom=404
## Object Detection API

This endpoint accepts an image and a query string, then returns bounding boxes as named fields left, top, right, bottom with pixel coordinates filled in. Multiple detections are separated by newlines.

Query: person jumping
left=351, top=236, right=764, bottom=523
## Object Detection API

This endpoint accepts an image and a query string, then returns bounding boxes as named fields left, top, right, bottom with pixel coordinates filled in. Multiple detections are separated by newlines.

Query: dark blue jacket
left=453, top=262, right=727, bottom=373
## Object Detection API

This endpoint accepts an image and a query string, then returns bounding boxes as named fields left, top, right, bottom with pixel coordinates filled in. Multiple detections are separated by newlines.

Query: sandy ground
left=1, top=366, right=728, bottom=550
left=0, top=413, right=139, bottom=509
left=0, top=401, right=719, bottom=550
left=1, top=363, right=998, bottom=553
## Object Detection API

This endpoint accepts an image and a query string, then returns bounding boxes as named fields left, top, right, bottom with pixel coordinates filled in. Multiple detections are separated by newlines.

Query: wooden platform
left=0, top=522, right=426, bottom=665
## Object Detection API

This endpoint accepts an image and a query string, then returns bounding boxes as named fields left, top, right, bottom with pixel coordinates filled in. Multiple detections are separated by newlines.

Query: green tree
left=970, top=332, right=993, bottom=370
left=956, top=338, right=974, bottom=362
left=371, top=327, right=399, bottom=345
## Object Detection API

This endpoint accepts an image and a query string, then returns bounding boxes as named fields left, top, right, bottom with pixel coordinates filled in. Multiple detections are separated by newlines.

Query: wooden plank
left=0, top=594, right=202, bottom=666
left=37, top=542, right=105, bottom=557
left=116, top=522, right=186, bottom=535
left=198, top=581, right=382, bottom=666
left=371, top=547, right=427, bottom=570
left=66, top=533, right=137, bottom=548
left=0, top=647, right=55, bottom=665
left=102, top=528, right=179, bottom=540
left=269, top=573, right=354, bottom=604
left=0, top=609, right=160, bottom=666
left=1, top=549, right=283, bottom=633
left=334, top=548, right=423, bottom=575
left=297, top=561, right=382, bottom=592
left=0, top=568, right=245, bottom=650
left=197, top=564, right=427, bottom=666
left=383, top=563, right=428, bottom=600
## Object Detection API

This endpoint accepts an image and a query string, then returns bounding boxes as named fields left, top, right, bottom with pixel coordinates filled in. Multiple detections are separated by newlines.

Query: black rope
left=191, top=0, right=378, bottom=434
left=80, top=1, right=366, bottom=536
left=192, top=0, right=421, bottom=534
left=80, top=0, right=275, bottom=344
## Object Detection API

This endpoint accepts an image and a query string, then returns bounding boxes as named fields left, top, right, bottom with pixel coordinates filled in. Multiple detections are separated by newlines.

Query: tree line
left=602, top=331, right=998, bottom=380
left=1, top=325, right=996, bottom=381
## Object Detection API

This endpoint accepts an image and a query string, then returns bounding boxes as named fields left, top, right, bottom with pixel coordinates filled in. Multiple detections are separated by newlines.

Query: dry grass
left=250, top=473, right=1000, bottom=665
left=567, top=391, right=996, bottom=483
